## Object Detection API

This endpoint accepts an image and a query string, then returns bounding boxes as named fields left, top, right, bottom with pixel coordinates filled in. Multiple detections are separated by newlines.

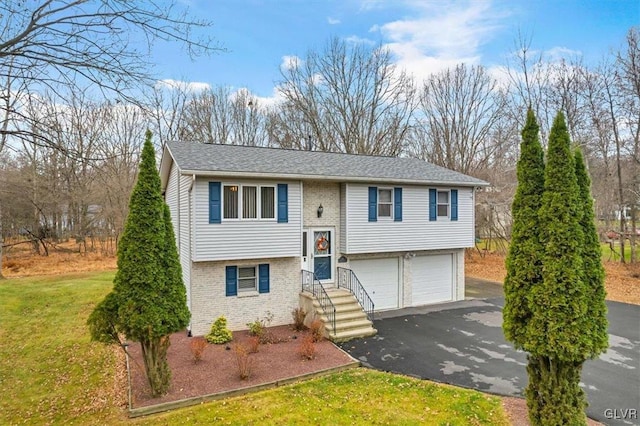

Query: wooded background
left=0, top=2, right=637, bottom=265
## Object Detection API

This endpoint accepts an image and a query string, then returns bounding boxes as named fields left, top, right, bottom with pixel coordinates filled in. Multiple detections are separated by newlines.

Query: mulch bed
left=126, top=325, right=356, bottom=409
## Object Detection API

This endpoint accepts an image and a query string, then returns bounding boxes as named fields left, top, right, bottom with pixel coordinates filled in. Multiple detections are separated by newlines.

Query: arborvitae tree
left=527, top=112, right=590, bottom=425
left=503, top=108, right=545, bottom=347
left=88, top=130, right=189, bottom=397
left=162, top=202, right=190, bottom=329
left=574, top=148, right=608, bottom=357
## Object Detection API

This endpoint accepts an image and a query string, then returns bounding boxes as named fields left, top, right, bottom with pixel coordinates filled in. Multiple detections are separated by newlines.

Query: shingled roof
left=162, top=141, right=488, bottom=187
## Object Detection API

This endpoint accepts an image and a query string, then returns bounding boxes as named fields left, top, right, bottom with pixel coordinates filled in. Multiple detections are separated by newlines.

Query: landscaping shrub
left=232, top=343, right=253, bottom=380
left=206, top=316, right=233, bottom=344
left=291, top=307, right=307, bottom=331
left=297, top=335, right=316, bottom=360
left=309, top=318, right=325, bottom=342
left=246, top=319, right=265, bottom=338
left=247, top=336, right=260, bottom=354
left=189, top=337, right=208, bottom=363
left=247, top=311, right=274, bottom=343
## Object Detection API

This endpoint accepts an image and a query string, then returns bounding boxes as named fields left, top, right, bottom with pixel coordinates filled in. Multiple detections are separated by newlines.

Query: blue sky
left=151, top=0, right=638, bottom=100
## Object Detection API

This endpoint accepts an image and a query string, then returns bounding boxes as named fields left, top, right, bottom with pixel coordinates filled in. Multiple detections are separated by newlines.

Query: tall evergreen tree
left=503, top=108, right=546, bottom=347
left=574, top=148, right=608, bottom=357
left=88, top=130, right=189, bottom=397
left=527, top=112, right=590, bottom=425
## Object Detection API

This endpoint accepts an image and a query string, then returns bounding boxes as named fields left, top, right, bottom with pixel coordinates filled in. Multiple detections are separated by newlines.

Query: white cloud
left=281, top=55, right=302, bottom=71
left=545, top=46, right=582, bottom=61
left=344, top=35, right=376, bottom=46
left=370, top=0, right=510, bottom=82
left=155, top=79, right=210, bottom=92
left=230, top=86, right=285, bottom=109
left=327, top=16, right=341, bottom=25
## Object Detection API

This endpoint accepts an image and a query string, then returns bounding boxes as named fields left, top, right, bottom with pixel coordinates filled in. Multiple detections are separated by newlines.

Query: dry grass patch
left=465, top=250, right=640, bottom=305
left=2, top=239, right=116, bottom=277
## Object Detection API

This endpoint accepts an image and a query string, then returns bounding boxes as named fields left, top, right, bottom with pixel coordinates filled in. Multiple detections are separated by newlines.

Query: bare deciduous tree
left=0, top=0, right=222, bottom=153
left=272, top=37, right=416, bottom=155
left=411, top=63, right=507, bottom=175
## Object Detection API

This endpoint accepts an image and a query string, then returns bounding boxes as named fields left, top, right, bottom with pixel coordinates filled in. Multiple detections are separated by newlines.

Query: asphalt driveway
left=338, top=279, right=640, bottom=425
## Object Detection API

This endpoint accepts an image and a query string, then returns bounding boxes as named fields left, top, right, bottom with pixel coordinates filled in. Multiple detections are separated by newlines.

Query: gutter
left=178, top=170, right=490, bottom=188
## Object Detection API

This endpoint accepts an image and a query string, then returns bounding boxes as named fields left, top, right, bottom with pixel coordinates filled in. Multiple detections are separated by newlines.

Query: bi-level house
left=160, top=141, right=488, bottom=340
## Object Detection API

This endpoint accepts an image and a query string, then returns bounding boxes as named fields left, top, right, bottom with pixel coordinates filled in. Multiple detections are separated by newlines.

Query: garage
left=411, top=254, right=454, bottom=305
left=349, top=257, right=400, bottom=310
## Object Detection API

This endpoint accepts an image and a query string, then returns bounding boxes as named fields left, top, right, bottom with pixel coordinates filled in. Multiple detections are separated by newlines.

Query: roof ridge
left=168, top=140, right=403, bottom=160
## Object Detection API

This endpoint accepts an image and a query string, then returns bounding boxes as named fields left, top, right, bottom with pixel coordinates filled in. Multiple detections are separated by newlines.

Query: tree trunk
left=526, top=355, right=587, bottom=426
left=631, top=206, right=637, bottom=263
left=139, top=335, right=172, bottom=397
left=0, top=214, right=4, bottom=280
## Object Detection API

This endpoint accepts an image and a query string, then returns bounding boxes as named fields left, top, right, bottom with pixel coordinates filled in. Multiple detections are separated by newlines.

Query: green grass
left=601, top=241, right=635, bottom=262
left=476, top=237, right=638, bottom=263
left=0, top=271, right=123, bottom=425
left=0, top=272, right=511, bottom=426
left=140, top=369, right=510, bottom=425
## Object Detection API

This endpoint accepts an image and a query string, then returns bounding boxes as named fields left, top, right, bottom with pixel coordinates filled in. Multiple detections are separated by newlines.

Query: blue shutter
left=277, top=184, right=288, bottom=223
left=450, top=189, right=458, bottom=221
left=429, top=188, right=437, bottom=221
left=209, top=182, right=221, bottom=224
left=368, top=187, right=377, bottom=222
left=258, top=264, right=270, bottom=294
left=225, top=266, right=237, bottom=296
left=394, top=187, right=402, bottom=222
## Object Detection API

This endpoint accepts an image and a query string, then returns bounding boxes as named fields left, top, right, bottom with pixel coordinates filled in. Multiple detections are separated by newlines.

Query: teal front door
left=310, top=229, right=333, bottom=282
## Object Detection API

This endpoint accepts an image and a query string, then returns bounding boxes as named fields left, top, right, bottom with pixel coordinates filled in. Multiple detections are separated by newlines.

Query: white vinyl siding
left=165, top=163, right=179, bottom=247
left=344, top=184, right=475, bottom=254
left=340, top=184, right=347, bottom=251
left=193, top=178, right=301, bottom=261
left=165, top=164, right=191, bottom=310
left=179, top=174, right=192, bottom=309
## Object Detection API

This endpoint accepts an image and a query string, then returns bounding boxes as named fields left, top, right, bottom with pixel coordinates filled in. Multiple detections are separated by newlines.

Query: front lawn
left=0, top=272, right=510, bottom=425
left=0, top=271, right=124, bottom=425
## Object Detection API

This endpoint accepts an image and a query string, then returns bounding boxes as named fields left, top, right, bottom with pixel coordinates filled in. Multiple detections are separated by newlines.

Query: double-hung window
left=378, top=188, right=393, bottom=218
left=223, top=184, right=275, bottom=220
left=237, top=266, right=257, bottom=292
left=368, top=186, right=402, bottom=222
left=226, top=264, right=270, bottom=296
left=437, top=190, right=449, bottom=218
left=429, top=188, right=458, bottom=221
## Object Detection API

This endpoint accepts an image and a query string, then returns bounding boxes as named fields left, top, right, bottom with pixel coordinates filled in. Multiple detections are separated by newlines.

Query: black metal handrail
left=337, top=267, right=375, bottom=322
left=301, top=270, right=336, bottom=336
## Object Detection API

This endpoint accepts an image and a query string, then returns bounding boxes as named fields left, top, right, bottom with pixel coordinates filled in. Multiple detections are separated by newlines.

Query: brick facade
left=190, top=256, right=300, bottom=336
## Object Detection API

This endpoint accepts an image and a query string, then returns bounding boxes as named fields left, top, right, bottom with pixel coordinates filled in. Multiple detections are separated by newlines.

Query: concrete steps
left=311, top=288, right=377, bottom=342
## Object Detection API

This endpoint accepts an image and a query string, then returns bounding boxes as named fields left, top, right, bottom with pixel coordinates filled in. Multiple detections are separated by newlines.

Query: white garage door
left=349, top=257, right=400, bottom=310
left=412, top=254, right=454, bottom=306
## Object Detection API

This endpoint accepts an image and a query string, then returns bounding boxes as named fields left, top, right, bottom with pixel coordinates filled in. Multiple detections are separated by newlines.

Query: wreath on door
left=316, top=236, right=329, bottom=251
